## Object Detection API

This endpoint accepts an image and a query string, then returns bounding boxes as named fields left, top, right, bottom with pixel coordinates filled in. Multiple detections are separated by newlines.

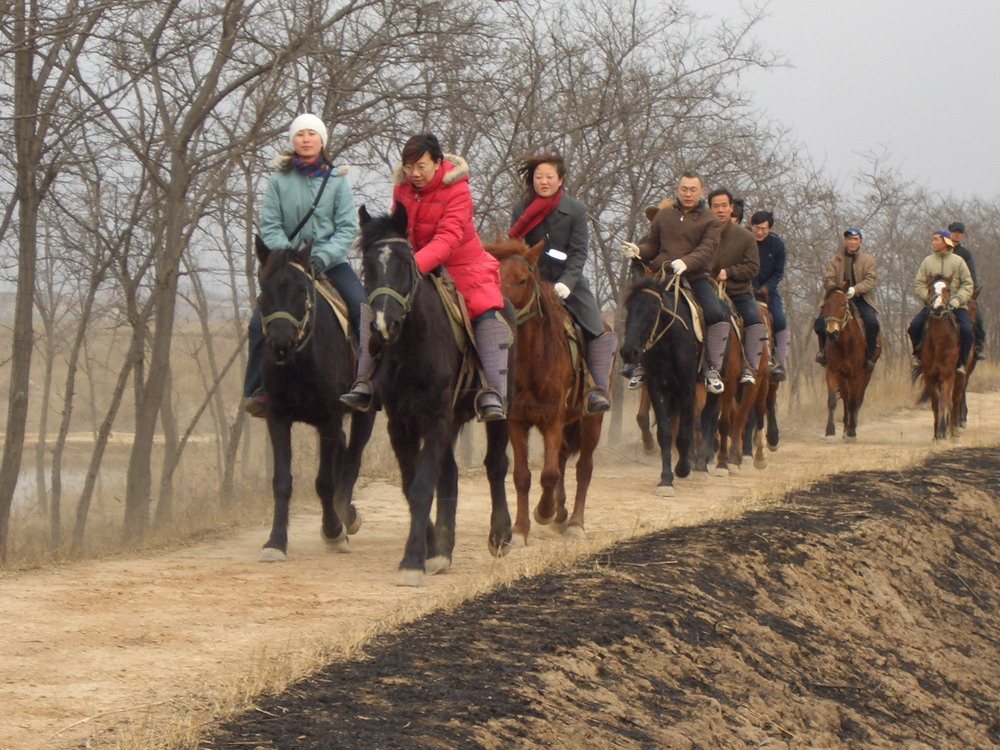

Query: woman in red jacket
left=341, top=133, right=512, bottom=421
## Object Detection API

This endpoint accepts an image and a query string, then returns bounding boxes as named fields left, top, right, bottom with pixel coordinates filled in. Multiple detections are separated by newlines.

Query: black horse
left=621, top=275, right=699, bottom=496
left=254, top=237, right=376, bottom=561
left=357, top=204, right=513, bottom=586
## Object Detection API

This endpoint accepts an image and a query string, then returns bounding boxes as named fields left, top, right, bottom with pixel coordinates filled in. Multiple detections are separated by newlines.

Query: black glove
left=310, top=255, right=325, bottom=278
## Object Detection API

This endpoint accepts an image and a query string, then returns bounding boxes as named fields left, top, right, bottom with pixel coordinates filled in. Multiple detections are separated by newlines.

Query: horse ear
left=526, top=239, right=546, bottom=265
left=358, top=204, right=372, bottom=226
left=295, top=241, right=314, bottom=267
left=255, top=234, right=270, bottom=267
left=644, top=205, right=659, bottom=223
left=391, top=200, right=408, bottom=235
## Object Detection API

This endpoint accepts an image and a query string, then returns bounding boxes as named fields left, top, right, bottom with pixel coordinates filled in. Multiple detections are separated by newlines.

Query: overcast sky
left=709, top=0, right=999, bottom=200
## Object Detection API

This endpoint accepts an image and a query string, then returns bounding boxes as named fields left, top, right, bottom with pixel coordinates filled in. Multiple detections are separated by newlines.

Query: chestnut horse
left=484, top=237, right=605, bottom=543
left=915, top=277, right=960, bottom=440
left=743, top=290, right=779, bottom=467
left=820, top=284, right=882, bottom=439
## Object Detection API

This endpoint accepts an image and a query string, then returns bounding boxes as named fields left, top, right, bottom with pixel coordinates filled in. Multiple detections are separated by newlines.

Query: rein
left=640, top=274, right=689, bottom=352
left=261, top=261, right=316, bottom=359
left=367, top=237, right=421, bottom=316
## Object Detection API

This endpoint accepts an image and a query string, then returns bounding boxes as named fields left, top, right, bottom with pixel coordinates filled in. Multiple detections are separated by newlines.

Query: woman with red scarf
left=509, top=153, right=615, bottom=413
left=341, top=133, right=512, bottom=421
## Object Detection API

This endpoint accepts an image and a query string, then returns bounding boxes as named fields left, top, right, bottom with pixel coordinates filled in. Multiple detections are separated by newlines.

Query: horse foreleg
left=534, top=420, right=565, bottom=526
left=426, top=440, right=459, bottom=575
left=648, top=387, right=676, bottom=496
left=712, top=394, right=731, bottom=476
left=394, top=422, right=446, bottom=587
left=674, top=385, right=695, bottom=480
left=509, top=420, right=532, bottom=544
left=637, top=387, right=655, bottom=453
left=483, top=419, right=512, bottom=558
left=824, top=367, right=838, bottom=437
left=565, top=417, right=602, bottom=538
left=260, top=418, right=294, bottom=562
left=765, top=382, right=780, bottom=451
left=316, top=421, right=350, bottom=553
left=335, top=409, right=376, bottom=537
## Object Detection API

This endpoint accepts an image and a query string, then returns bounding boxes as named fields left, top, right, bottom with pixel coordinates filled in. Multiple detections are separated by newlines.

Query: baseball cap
left=947, top=222, right=966, bottom=234
left=843, top=228, right=863, bottom=239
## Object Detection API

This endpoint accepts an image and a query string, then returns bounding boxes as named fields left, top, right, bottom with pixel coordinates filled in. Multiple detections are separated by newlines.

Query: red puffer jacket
left=392, top=154, right=503, bottom=319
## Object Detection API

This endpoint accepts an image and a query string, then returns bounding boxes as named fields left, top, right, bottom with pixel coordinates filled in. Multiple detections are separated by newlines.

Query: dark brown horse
left=916, top=277, right=960, bottom=440
left=484, top=237, right=605, bottom=543
left=820, top=284, right=882, bottom=440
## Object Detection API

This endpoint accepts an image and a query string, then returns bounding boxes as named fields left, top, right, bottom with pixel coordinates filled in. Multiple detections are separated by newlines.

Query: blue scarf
left=292, top=155, right=330, bottom=178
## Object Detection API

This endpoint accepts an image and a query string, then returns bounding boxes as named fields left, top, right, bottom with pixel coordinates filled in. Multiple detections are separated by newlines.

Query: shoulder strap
left=288, top=168, right=333, bottom=242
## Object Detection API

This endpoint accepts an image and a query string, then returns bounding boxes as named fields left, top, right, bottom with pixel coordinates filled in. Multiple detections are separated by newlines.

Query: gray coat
left=511, top=193, right=604, bottom=337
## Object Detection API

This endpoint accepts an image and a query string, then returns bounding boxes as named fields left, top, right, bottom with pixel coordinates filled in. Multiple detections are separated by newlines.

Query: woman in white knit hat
left=242, top=113, right=366, bottom=416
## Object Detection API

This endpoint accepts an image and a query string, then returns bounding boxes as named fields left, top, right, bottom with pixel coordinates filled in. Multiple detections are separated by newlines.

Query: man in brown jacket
left=623, top=173, right=729, bottom=393
left=814, top=228, right=880, bottom=369
left=708, top=188, right=767, bottom=385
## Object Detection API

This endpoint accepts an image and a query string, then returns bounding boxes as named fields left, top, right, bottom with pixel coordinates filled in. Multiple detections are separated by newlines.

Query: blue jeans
left=729, top=292, right=762, bottom=327
left=243, top=262, right=366, bottom=398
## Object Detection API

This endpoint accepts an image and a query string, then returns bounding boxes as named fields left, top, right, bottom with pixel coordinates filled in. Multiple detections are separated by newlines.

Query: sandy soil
left=2, top=390, right=999, bottom=750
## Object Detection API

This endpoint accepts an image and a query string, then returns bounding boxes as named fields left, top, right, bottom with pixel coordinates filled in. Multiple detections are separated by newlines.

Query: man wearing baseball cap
left=948, top=221, right=986, bottom=360
left=814, top=228, right=880, bottom=369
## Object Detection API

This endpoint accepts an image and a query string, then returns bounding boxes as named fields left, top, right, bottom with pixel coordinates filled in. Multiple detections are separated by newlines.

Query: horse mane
left=359, top=211, right=408, bottom=251
left=260, top=245, right=309, bottom=282
left=486, top=237, right=530, bottom=260
left=823, top=285, right=845, bottom=301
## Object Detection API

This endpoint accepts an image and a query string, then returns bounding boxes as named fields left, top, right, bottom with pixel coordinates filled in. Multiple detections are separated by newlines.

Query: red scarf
left=508, top=190, right=563, bottom=239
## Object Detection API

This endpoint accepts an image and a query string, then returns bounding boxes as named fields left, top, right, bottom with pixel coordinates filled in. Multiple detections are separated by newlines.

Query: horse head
left=621, top=277, right=665, bottom=365
left=256, top=236, right=317, bottom=364
left=358, top=202, right=418, bottom=344
left=928, top=274, right=952, bottom=315
left=484, top=237, right=546, bottom=315
left=822, top=283, right=850, bottom=340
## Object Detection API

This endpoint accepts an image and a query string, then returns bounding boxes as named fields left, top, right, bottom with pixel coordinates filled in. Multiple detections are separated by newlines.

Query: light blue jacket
left=259, top=165, right=357, bottom=270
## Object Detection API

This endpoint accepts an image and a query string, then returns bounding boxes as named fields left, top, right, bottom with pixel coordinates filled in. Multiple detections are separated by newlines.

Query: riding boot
left=772, top=328, right=790, bottom=381
left=864, top=331, right=877, bottom=370
left=340, top=303, right=377, bottom=412
left=741, top=323, right=767, bottom=384
left=815, top=330, right=827, bottom=365
left=584, top=331, right=617, bottom=414
left=473, top=315, right=513, bottom=421
left=704, top=322, right=729, bottom=394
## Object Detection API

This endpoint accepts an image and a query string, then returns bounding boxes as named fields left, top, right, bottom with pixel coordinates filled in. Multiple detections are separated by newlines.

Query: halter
left=506, top=254, right=544, bottom=326
left=639, top=274, right=689, bottom=352
left=824, top=289, right=852, bottom=331
left=366, top=237, right=421, bottom=316
left=260, top=261, right=316, bottom=360
left=928, top=280, right=954, bottom=321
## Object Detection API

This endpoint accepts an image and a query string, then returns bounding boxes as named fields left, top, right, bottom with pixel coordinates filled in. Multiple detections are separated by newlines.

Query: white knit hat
left=288, top=113, right=328, bottom=151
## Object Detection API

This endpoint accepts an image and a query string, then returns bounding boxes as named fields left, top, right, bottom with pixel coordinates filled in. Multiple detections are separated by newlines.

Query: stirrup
left=705, top=370, right=724, bottom=394
left=339, top=378, right=375, bottom=413
left=738, top=369, right=756, bottom=385
left=585, top=388, right=611, bottom=415
left=475, top=388, right=506, bottom=422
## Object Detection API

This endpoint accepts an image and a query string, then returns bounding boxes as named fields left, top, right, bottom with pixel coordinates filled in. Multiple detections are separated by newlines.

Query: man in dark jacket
left=751, top=211, right=789, bottom=381
left=948, top=221, right=986, bottom=360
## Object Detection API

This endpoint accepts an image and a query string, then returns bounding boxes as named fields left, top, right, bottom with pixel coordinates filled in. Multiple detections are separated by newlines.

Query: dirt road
left=3, top=391, right=999, bottom=750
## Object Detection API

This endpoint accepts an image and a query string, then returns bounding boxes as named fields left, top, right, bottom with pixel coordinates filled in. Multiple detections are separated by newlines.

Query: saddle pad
left=679, top=286, right=705, bottom=343
left=314, top=279, right=353, bottom=343
left=431, top=273, right=473, bottom=352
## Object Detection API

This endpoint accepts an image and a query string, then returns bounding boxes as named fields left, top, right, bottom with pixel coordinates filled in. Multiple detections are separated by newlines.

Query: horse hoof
left=710, top=467, right=729, bottom=478
left=508, top=533, right=527, bottom=549
left=347, top=510, right=363, bottom=536
left=395, top=568, right=425, bottom=587
left=425, top=555, right=451, bottom=575
left=844, top=434, right=857, bottom=443
left=823, top=435, right=836, bottom=443
left=533, top=507, right=556, bottom=526
left=767, top=443, right=778, bottom=453
left=489, top=537, right=512, bottom=558
left=728, top=463, right=742, bottom=475
left=655, top=484, right=675, bottom=497
left=693, top=472, right=710, bottom=483
left=258, top=547, right=287, bottom=563
left=754, top=458, right=768, bottom=470
left=562, top=524, right=585, bottom=540
left=323, top=529, right=351, bottom=553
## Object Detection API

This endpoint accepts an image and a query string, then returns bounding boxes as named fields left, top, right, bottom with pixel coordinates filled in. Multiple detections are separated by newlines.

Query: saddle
left=652, top=267, right=704, bottom=342
left=314, top=277, right=354, bottom=345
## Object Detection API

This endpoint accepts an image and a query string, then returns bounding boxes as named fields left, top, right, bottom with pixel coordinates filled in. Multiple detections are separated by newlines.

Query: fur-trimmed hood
left=391, top=153, right=469, bottom=187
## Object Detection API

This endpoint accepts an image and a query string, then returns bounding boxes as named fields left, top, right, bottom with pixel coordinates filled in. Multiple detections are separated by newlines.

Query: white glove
left=621, top=241, right=641, bottom=259
left=670, top=258, right=687, bottom=275
left=553, top=282, right=571, bottom=299
left=949, top=297, right=961, bottom=309
left=846, top=286, right=855, bottom=299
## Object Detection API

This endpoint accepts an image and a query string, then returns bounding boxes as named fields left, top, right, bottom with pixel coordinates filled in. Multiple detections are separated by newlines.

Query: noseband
left=506, top=254, right=544, bottom=326
left=824, top=290, right=851, bottom=331
left=367, top=238, right=421, bottom=317
left=261, top=261, right=316, bottom=360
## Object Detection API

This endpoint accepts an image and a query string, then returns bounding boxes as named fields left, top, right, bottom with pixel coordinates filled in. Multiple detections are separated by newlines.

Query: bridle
left=261, top=261, right=316, bottom=360
left=823, top=289, right=851, bottom=333
left=366, top=237, right=421, bottom=317
left=505, top=254, right=544, bottom=326
left=637, top=274, right=689, bottom=352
